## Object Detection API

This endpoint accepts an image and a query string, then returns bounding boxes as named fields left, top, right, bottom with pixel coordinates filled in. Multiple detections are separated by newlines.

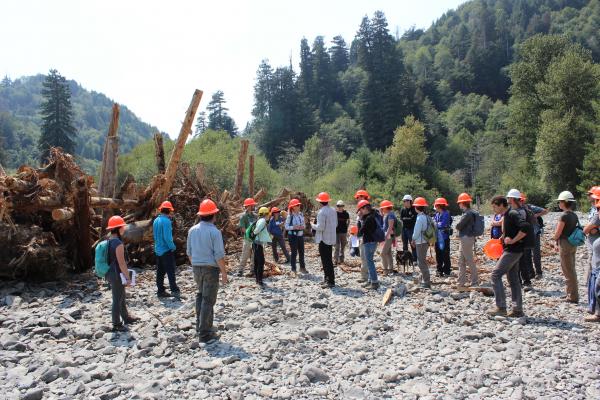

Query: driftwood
left=73, top=176, right=92, bottom=271
left=154, top=133, right=166, bottom=174
left=98, top=103, right=119, bottom=198
left=234, top=139, right=249, bottom=198
left=52, top=208, right=74, bottom=221
left=259, top=188, right=291, bottom=210
left=253, top=188, right=267, bottom=203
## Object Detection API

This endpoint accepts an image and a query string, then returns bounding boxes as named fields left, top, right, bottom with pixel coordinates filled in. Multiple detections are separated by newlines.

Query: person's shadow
left=204, top=340, right=252, bottom=360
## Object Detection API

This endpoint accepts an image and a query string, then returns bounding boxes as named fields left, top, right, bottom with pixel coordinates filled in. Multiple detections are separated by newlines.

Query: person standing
left=268, top=207, right=290, bottom=264
left=153, top=201, right=181, bottom=299
left=584, top=187, right=600, bottom=282
left=433, top=198, right=452, bottom=277
left=334, top=200, right=350, bottom=265
left=585, top=195, right=600, bottom=322
left=187, top=199, right=228, bottom=343
left=237, top=198, right=257, bottom=277
left=520, top=193, right=548, bottom=280
left=553, top=191, right=581, bottom=304
left=455, top=193, right=478, bottom=287
left=285, top=199, right=307, bottom=274
left=411, top=197, right=432, bottom=288
left=400, top=195, right=418, bottom=262
left=312, top=192, right=338, bottom=288
left=105, top=216, right=139, bottom=332
left=357, top=200, right=382, bottom=289
left=253, top=207, right=272, bottom=288
left=488, top=193, right=529, bottom=318
left=380, top=200, right=397, bottom=275
left=510, top=192, right=535, bottom=290
left=354, top=190, right=370, bottom=283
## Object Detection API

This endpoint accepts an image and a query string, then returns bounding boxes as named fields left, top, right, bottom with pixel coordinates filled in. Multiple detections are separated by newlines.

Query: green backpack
left=423, top=216, right=437, bottom=245
left=94, top=240, right=110, bottom=278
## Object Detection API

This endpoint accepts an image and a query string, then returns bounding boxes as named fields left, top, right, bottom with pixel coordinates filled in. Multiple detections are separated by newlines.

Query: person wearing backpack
left=334, top=200, right=350, bottom=265
left=357, top=200, right=383, bottom=290
left=553, top=191, right=582, bottom=303
left=410, top=197, right=432, bottom=288
left=434, top=198, right=453, bottom=277
left=400, top=195, right=418, bottom=262
left=186, top=199, right=228, bottom=343
left=354, top=189, right=371, bottom=283
left=488, top=193, right=529, bottom=318
left=285, top=199, right=307, bottom=274
left=455, top=193, right=479, bottom=288
left=237, top=198, right=257, bottom=277
left=153, top=201, right=181, bottom=299
left=510, top=192, right=536, bottom=290
left=520, top=193, right=548, bottom=279
left=312, top=192, right=338, bottom=288
left=252, top=207, right=272, bottom=288
left=268, top=207, right=290, bottom=264
left=380, top=200, right=398, bottom=275
left=585, top=194, right=600, bottom=322
left=104, top=216, right=139, bottom=332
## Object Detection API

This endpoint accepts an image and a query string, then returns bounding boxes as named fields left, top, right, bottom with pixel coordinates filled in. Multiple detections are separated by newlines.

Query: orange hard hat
left=434, top=197, right=448, bottom=207
left=315, top=192, right=331, bottom=203
left=197, top=199, right=219, bottom=216
left=354, top=189, right=370, bottom=199
left=107, top=215, right=126, bottom=230
left=357, top=200, right=370, bottom=210
left=484, top=239, right=503, bottom=260
left=413, top=197, right=428, bottom=207
left=288, top=199, right=301, bottom=209
left=591, top=187, right=600, bottom=200
left=350, top=225, right=358, bottom=234
left=520, top=193, right=527, bottom=202
left=271, top=207, right=280, bottom=214
left=457, top=193, right=473, bottom=204
left=158, top=201, right=174, bottom=211
left=380, top=200, right=393, bottom=209
left=243, top=198, right=257, bottom=207
left=588, top=186, right=598, bottom=194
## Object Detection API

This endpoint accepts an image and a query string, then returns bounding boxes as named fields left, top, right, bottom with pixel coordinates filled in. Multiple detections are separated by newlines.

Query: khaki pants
left=559, top=238, right=579, bottom=302
left=381, top=237, right=394, bottom=272
left=334, top=233, right=347, bottom=263
left=237, top=240, right=254, bottom=272
left=416, top=243, right=431, bottom=285
left=458, top=236, right=478, bottom=286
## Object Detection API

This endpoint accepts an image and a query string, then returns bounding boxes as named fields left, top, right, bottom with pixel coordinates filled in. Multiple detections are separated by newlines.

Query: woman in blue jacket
left=433, top=198, right=452, bottom=277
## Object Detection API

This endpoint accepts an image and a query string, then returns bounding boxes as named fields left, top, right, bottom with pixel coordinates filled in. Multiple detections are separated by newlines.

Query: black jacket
left=400, top=207, right=417, bottom=230
left=358, top=211, right=379, bottom=243
left=503, top=207, right=530, bottom=253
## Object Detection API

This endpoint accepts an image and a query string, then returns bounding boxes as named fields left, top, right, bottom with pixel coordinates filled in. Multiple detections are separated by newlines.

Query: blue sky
left=1, top=0, right=467, bottom=138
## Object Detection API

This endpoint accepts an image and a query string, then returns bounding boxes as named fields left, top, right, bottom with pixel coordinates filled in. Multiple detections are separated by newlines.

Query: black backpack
left=517, top=207, right=536, bottom=249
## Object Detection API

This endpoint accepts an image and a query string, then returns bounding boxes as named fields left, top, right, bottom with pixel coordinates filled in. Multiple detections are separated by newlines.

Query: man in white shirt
left=312, top=192, right=338, bottom=288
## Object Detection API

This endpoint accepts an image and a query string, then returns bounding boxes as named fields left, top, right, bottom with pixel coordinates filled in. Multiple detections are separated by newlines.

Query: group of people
left=101, top=184, right=600, bottom=342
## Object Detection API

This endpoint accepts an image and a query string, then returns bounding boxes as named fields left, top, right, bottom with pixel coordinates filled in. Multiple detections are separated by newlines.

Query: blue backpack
left=568, top=223, right=586, bottom=247
left=373, top=212, right=386, bottom=243
left=94, top=240, right=110, bottom=278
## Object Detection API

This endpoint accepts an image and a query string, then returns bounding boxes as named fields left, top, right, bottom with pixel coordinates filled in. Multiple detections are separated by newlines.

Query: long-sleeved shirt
left=285, top=212, right=305, bottom=237
left=434, top=210, right=452, bottom=240
left=456, top=209, right=476, bottom=237
left=153, top=214, right=176, bottom=256
left=503, top=207, right=530, bottom=253
left=186, top=221, right=225, bottom=267
left=239, top=211, right=257, bottom=242
left=336, top=210, right=350, bottom=234
left=358, top=211, right=379, bottom=243
left=312, top=205, right=337, bottom=246
left=253, top=217, right=272, bottom=245
left=400, top=207, right=417, bottom=230
left=268, top=216, right=284, bottom=237
left=412, top=213, right=428, bottom=244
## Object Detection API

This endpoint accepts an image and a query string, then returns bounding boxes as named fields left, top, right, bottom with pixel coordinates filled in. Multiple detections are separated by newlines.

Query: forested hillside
left=245, top=0, right=600, bottom=205
left=0, top=74, right=159, bottom=171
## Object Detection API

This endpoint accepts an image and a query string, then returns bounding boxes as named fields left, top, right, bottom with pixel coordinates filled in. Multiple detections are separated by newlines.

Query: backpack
left=516, top=208, right=536, bottom=249
left=245, top=221, right=259, bottom=241
left=372, top=212, right=386, bottom=243
left=568, top=223, right=586, bottom=247
left=393, top=216, right=403, bottom=238
left=472, top=211, right=485, bottom=237
left=423, top=215, right=437, bottom=245
left=94, top=240, right=110, bottom=278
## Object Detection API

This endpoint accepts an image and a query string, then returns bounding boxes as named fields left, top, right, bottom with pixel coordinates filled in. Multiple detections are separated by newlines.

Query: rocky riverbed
left=1, top=212, right=600, bottom=399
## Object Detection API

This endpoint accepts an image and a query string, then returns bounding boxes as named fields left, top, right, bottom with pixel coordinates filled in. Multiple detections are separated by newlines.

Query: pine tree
left=38, top=69, right=77, bottom=161
left=252, top=60, right=273, bottom=119
left=311, top=36, right=334, bottom=116
left=194, top=111, right=207, bottom=136
left=207, top=90, right=238, bottom=137
left=298, top=38, right=314, bottom=102
left=330, top=36, right=349, bottom=74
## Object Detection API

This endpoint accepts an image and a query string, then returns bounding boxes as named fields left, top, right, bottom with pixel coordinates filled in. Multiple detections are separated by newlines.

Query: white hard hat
left=556, top=191, right=576, bottom=202
left=506, top=189, right=521, bottom=199
left=336, top=200, right=345, bottom=206
left=402, top=195, right=413, bottom=202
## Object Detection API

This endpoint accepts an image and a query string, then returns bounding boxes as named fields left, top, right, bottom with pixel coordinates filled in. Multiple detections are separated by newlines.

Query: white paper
left=350, top=235, right=359, bottom=248
left=120, top=269, right=137, bottom=286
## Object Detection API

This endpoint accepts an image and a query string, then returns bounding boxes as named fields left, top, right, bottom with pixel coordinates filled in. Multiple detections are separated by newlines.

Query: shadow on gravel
left=534, top=289, right=565, bottom=298
left=205, top=341, right=252, bottom=360
left=331, top=287, right=365, bottom=298
left=525, top=316, right=585, bottom=331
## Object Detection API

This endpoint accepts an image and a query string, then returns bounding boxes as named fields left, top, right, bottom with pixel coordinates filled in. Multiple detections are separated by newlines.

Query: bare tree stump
left=234, top=139, right=249, bottom=199
left=154, top=132, right=166, bottom=174
left=73, top=177, right=92, bottom=271
left=98, top=103, right=120, bottom=198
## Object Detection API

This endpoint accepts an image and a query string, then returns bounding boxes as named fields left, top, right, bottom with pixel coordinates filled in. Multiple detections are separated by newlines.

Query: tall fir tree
left=311, top=36, right=334, bottom=118
left=38, top=69, right=77, bottom=162
left=194, top=111, right=208, bottom=136
left=207, top=90, right=238, bottom=137
left=329, top=36, right=349, bottom=74
left=298, top=38, right=314, bottom=103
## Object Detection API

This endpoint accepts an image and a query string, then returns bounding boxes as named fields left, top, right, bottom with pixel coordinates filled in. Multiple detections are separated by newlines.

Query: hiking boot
left=368, top=282, right=380, bottom=290
left=507, top=309, right=524, bottom=318
left=199, top=332, right=220, bottom=343
left=237, top=270, right=243, bottom=277
left=299, top=267, right=308, bottom=274
left=157, top=291, right=172, bottom=298
left=125, top=316, right=140, bottom=325
left=361, top=281, right=372, bottom=288
left=584, top=314, right=600, bottom=322
left=320, top=282, right=330, bottom=289
left=245, top=272, right=255, bottom=278
left=172, top=291, right=185, bottom=300
left=488, top=307, right=507, bottom=317
left=534, top=273, right=543, bottom=280
left=357, top=278, right=367, bottom=284
left=111, top=324, right=128, bottom=332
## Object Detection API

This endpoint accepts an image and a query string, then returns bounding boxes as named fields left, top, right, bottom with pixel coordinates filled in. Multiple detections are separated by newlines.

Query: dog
left=396, top=250, right=415, bottom=274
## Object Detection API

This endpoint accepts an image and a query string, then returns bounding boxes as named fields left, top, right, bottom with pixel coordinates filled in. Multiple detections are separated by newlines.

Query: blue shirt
left=285, top=212, right=305, bottom=237
left=383, top=212, right=397, bottom=233
left=268, top=216, right=284, bottom=237
left=434, top=210, right=452, bottom=240
left=153, top=214, right=176, bottom=256
left=491, top=213, right=503, bottom=239
left=186, top=221, right=225, bottom=267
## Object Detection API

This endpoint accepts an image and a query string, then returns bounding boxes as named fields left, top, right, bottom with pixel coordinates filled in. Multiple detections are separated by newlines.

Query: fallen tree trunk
left=253, top=188, right=267, bottom=203
left=90, top=197, right=139, bottom=209
left=122, top=219, right=153, bottom=244
left=259, top=188, right=290, bottom=210
left=52, top=208, right=74, bottom=221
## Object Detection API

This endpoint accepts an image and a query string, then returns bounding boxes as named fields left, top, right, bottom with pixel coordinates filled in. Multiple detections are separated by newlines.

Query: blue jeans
left=364, top=242, right=378, bottom=283
left=156, top=250, right=179, bottom=294
left=288, top=235, right=305, bottom=271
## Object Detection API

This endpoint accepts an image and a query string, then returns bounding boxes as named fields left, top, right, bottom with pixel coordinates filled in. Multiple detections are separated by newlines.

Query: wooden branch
left=73, top=177, right=92, bottom=271
left=151, top=89, right=203, bottom=211
left=90, top=197, right=139, bottom=209
left=154, top=132, right=166, bottom=174
left=52, top=208, right=74, bottom=221
left=259, top=188, right=291, bottom=210
left=248, top=155, right=255, bottom=198
left=234, top=139, right=249, bottom=198
left=98, top=103, right=120, bottom=198
left=195, top=163, right=205, bottom=187
left=253, top=188, right=267, bottom=203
